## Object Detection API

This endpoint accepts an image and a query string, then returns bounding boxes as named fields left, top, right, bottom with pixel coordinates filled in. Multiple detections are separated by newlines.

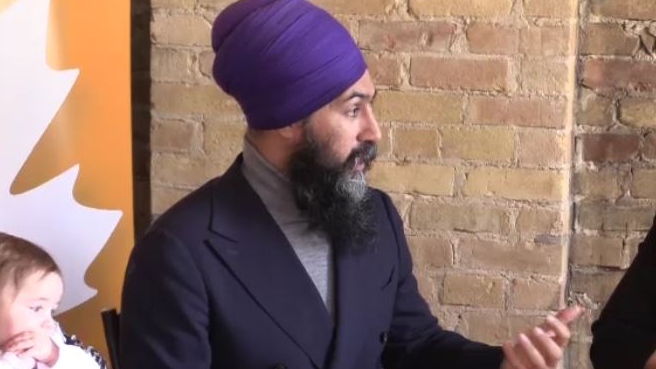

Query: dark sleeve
left=379, top=193, right=504, bottom=369
left=119, top=230, right=211, bottom=369
left=590, top=218, right=656, bottom=369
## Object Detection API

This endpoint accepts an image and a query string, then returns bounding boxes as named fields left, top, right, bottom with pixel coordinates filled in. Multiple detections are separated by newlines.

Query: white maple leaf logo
left=0, top=0, right=122, bottom=313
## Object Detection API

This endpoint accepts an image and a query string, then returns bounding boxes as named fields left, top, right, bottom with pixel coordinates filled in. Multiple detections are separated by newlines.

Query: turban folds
left=211, top=0, right=367, bottom=130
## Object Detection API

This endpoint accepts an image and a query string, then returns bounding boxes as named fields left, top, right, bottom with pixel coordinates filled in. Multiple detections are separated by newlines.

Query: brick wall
left=133, top=0, right=656, bottom=368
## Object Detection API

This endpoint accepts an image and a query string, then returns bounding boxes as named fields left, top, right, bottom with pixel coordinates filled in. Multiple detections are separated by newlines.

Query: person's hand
left=500, top=305, right=583, bottom=369
left=645, top=349, right=656, bottom=369
left=3, top=330, right=59, bottom=366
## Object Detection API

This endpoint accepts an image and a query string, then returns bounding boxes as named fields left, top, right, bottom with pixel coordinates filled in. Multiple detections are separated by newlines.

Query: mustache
left=343, top=141, right=377, bottom=171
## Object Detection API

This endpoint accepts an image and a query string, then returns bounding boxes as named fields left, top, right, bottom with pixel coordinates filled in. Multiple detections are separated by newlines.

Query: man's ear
left=277, top=120, right=305, bottom=144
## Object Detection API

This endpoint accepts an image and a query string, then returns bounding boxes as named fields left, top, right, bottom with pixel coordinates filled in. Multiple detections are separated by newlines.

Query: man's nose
left=359, top=106, right=381, bottom=143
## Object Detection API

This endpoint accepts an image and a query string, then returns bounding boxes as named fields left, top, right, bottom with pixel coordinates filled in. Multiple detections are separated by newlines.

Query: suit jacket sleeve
left=120, top=229, right=211, bottom=369
left=590, top=217, right=656, bottom=369
left=379, top=193, right=504, bottom=369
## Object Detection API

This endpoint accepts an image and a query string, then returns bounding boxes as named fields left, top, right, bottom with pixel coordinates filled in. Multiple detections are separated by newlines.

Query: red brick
left=581, top=134, right=640, bottom=162
left=197, top=0, right=234, bottom=8
left=467, top=23, right=518, bottom=55
left=441, top=127, right=514, bottom=162
left=408, top=0, right=513, bottom=17
left=411, top=57, right=509, bottom=91
left=151, top=47, right=193, bottom=81
left=520, top=26, right=574, bottom=56
left=410, top=202, right=511, bottom=234
left=582, top=60, right=656, bottom=92
left=581, top=23, right=640, bottom=56
left=375, top=91, right=462, bottom=124
left=151, top=119, right=200, bottom=153
left=570, top=271, right=624, bottom=302
left=312, top=0, right=394, bottom=15
left=644, top=132, right=656, bottom=159
left=517, top=131, right=568, bottom=166
left=572, top=235, right=624, bottom=268
left=516, top=209, right=563, bottom=236
left=522, top=59, right=572, bottom=94
left=590, top=0, right=656, bottom=21
left=199, top=50, right=215, bottom=80
left=152, top=83, right=243, bottom=118
left=152, top=14, right=211, bottom=46
left=408, top=237, right=454, bottom=269
left=151, top=153, right=209, bottom=188
left=393, top=128, right=439, bottom=159
left=631, top=170, right=656, bottom=199
left=152, top=0, right=195, bottom=7
left=577, top=203, right=656, bottom=231
left=203, top=121, right=246, bottom=159
left=364, top=54, right=402, bottom=87
left=464, top=168, right=565, bottom=201
left=578, top=89, right=613, bottom=127
left=524, top=0, right=577, bottom=18
left=368, top=163, right=454, bottom=196
left=619, top=98, right=656, bottom=128
left=458, top=239, right=564, bottom=275
left=512, top=279, right=561, bottom=310
left=574, top=169, right=623, bottom=200
left=463, top=313, right=544, bottom=345
left=442, top=274, right=505, bottom=308
left=469, top=97, right=567, bottom=128
left=359, top=21, right=455, bottom=52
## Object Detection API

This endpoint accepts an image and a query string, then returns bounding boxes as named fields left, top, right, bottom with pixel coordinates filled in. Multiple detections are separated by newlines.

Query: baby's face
left=0, top=272, right=63, bottom=347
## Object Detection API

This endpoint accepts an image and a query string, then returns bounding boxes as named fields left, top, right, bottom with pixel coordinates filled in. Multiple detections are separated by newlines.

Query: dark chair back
left=101, top=308, right=120, bottom=369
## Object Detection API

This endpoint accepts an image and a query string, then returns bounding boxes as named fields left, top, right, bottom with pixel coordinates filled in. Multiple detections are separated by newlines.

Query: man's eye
left=30, top=306, right=43, bottom=312
left=348, top=107, right=360, bottom=117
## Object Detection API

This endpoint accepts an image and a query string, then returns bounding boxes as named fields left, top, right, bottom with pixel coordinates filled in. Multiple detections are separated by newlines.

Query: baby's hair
left=0, top=232, right=61, bottom=292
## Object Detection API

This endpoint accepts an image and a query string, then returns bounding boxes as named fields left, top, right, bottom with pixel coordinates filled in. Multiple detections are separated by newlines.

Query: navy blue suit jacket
left=119, top=157, right=503, bottom=369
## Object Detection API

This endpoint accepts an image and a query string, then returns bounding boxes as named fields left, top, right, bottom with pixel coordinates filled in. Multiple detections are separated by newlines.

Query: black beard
left=288, top=136, right=378, bottom=254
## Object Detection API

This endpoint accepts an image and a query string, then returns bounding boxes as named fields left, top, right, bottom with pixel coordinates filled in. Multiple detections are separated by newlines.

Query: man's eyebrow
left=342, top=90, right=377, bottom=103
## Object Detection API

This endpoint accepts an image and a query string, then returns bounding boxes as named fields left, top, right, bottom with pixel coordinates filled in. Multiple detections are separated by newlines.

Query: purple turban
left=211, top=0, right=367, bottom=130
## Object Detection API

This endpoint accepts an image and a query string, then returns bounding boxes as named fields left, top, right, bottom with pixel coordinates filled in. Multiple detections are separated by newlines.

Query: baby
left=0, top=232, right=106, bottom=369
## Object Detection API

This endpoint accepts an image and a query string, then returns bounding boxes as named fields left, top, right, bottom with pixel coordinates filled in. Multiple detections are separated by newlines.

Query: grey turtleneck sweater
left=241, top=139, right=334, bottom=318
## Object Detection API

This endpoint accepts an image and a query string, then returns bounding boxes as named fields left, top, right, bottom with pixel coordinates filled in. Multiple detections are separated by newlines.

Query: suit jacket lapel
left=206, top=157, right=334, bottom=368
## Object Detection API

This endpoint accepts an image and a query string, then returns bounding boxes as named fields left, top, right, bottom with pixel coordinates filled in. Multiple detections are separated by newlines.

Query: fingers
left=544, top=315, right=571, bottom=347
left=504, top=306, right=583, bottom=369
left=518, top=333, right=550, bottom=369
left=502, top=340, right=529, bottom=369
left=506, top=330, right=563, bottom=369
left=3, top=332, right=35, bottom=353
left=554, top=305, right=583, bottom=324
left=528, top=326, right=563, bottom=367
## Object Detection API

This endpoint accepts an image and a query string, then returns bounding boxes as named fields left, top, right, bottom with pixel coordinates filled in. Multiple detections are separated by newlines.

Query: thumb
left=555, top=305, right=584, bottom=324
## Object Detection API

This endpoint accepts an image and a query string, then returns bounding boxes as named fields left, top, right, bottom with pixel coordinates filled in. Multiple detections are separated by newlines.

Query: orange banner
left=0, top=0, right=132, bottom=359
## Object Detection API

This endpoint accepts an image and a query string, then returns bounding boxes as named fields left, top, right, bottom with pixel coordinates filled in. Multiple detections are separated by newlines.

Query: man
left=590, top=213, right=656, bottom=369
left=119, top=0, right=582, bottom=368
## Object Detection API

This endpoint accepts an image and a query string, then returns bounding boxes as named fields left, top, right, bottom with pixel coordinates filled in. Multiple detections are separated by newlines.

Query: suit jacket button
left=379, top=331, right=388, bottom=344
left=272, top=364, right=287, bottom=369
